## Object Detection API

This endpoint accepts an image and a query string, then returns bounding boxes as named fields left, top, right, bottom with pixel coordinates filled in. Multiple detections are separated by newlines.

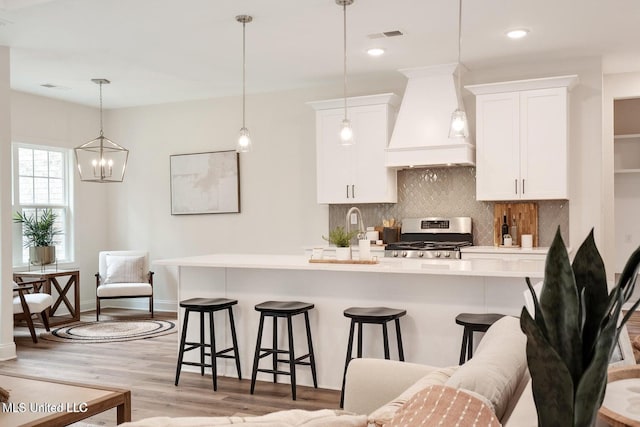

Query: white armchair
left=12, top=279, right=53, bottom=343
left=96, top=250, right=154, bottom=321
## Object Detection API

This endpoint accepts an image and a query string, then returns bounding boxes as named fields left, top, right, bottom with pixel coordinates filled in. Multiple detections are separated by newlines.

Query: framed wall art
left=170, top=150, right=240, bottom=215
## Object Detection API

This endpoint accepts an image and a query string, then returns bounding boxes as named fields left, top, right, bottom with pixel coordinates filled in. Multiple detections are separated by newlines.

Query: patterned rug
left=40, top=319, right=176, bottom=343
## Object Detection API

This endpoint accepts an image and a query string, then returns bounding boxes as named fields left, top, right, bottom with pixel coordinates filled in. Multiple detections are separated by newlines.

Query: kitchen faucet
left=345, top=207, right=366, bottom=241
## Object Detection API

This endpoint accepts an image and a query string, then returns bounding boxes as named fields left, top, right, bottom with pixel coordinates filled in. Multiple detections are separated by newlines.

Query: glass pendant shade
left=236, top=15, right=253, bottom=153
left=237, top=127, right=252, bottom=152
left=339, top=118, right=354, bottom=145
left=75, top=134, right=129, bottom=182
left=337, top=0, right=354, bottom=146
left=448, top=108, right=469, bottom=138
left=449, top=0, right=468, bottom=140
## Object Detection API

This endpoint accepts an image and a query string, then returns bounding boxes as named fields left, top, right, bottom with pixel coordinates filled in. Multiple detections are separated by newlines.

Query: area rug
left=40, top=319, right=176, bottom=343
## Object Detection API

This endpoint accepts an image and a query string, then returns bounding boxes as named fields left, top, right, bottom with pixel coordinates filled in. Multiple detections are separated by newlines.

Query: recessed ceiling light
left=367, top=47, right=385, bottom=57
left=506, top=29, right=530, bottom=39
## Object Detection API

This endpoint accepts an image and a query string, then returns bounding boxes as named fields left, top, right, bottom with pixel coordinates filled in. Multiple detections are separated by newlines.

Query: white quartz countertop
left=461, top=246, right=550, bottom=255
left=155, top=253, right=545, bottom=278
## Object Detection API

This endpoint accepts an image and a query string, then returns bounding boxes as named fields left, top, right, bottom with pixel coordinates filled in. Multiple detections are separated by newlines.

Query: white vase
left=335, top=247, right=351, bottom=261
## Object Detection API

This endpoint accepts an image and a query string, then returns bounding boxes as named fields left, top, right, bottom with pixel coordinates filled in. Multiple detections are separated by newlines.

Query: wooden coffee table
left=599, top=365, right=640, bottom=427
left=0, top=372, right=131, bottom=426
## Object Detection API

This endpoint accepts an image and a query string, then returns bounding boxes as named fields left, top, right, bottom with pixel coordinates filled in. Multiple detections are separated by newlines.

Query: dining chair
left=12, top=279, right=53, bottom=343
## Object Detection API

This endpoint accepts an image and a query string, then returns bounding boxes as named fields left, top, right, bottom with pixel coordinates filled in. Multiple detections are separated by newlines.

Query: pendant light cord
left=343, top=2, right=348, bottom=120
left=242, top=20, right=246, bottom=128
left=456, top=0, right=462, bottom=98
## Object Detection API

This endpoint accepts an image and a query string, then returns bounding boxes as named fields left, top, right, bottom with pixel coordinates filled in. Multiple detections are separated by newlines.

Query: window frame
left=11, top=142, right=74, bottom=267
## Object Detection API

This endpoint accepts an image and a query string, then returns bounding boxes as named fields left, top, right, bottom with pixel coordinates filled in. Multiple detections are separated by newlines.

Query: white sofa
left=343, top=315, right=537, bottom=426
left=122, top=315, right=538, bottom=426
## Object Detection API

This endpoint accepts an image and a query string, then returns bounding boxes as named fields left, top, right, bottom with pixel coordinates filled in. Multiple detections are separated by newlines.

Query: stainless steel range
left=384, top=217, right=473, bottom=259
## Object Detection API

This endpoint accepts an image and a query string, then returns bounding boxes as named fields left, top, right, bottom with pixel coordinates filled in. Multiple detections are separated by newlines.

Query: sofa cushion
left=104, top=254, right=146, bottom=284
left=367, top=366, right=457, bottom=427
left=385, top=385, right=500, bottom=427
left=445, top=315, right=527, bottom=420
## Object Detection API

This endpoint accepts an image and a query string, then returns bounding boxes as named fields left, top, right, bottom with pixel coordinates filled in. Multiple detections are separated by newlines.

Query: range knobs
left=418, top=252, right=424, bottom=258
left=434, top=251, right=441, bottom=258
left=401, top=251, right=408, bottom=258
left=443, top=252, right=451, bottom=258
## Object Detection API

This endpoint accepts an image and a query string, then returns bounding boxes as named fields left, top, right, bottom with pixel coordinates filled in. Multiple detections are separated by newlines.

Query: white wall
left=0, top=46, right=15, bottom=360
left=0, top=58, right=610, bottom=317
left=10, top=91, right=108, bottom=312
left=467, top=56, right=604, bottom=259
left=105, top=77, right=406, bottom=310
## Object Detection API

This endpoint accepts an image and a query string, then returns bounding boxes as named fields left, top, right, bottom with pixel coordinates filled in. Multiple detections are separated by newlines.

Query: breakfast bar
left=156, top=254, right=545, bottom=390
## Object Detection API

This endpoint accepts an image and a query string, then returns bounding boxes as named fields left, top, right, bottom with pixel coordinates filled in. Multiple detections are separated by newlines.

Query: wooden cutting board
left=493, top=202, right=538, bottom=247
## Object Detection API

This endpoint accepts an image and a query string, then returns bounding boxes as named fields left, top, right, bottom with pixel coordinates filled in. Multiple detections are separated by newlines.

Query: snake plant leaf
left=571, top=229, right=608, bottom=362
left=525, top=277, right=548, bottom=338
left=617, top=245, right=640, bottom=302
left=539, top=229, right=582, bottom=384
left=521, top=307, right=575, bottom=427
left=574, top=297, right=622, bottom=427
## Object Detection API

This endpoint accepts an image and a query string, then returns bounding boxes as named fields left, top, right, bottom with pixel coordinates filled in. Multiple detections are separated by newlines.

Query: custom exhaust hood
left=385, top=64, right=475, bottom=168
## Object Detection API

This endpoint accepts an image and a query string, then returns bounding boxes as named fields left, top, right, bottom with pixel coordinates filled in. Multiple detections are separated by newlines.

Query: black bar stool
left=455, top=312, right=505, bottom=365
left=340, top=306, right=407, bottom=407
left=174, top=297, right=242, bottom=391
left=250, top=301, right=317, bottom=400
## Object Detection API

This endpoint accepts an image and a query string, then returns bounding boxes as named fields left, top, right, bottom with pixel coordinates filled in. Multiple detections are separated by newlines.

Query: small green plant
left=322, top=226, right=358, bottom=248
left=521, top=227, right=640, bottom=427
left=13, top=209, right=61, bottom=247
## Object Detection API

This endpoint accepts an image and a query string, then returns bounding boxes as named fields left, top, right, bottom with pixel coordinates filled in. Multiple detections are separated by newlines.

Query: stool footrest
left=257, top=368, right=291, bottom=376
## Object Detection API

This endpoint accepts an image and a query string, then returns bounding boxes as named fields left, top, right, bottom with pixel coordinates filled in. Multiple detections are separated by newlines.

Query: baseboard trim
left=80, top=298, right=177, bottom=314
left=0, top=342, right=17, bottom=361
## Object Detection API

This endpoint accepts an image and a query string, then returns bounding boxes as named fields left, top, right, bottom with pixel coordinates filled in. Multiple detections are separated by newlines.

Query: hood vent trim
left=385, top=64, right=475, bottom=169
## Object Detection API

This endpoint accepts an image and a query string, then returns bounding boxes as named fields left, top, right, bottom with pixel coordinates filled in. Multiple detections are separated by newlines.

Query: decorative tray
left=308, top=259, right=379, bottom=265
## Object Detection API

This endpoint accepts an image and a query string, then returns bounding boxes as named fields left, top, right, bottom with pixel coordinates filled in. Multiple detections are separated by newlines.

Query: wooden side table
left=599, top=365, right=640, bottom=427
left=13, top=270, right=80, bottom=327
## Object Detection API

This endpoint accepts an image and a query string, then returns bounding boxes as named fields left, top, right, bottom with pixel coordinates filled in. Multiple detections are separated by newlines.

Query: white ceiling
left=1, top=0, right=640, bottom=109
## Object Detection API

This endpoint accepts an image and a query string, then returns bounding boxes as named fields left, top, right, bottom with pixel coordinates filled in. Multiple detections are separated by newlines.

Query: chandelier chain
left=99, top=81, right=104, bottom=136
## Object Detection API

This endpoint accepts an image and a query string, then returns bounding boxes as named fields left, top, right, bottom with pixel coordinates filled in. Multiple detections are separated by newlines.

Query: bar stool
left=174, top=297, right=242, bottom=391
left=250, top=301, right=317, bottom=400
left=455, top=312, right=505, bottom=365
left=340, top=306, right=407, bottom=407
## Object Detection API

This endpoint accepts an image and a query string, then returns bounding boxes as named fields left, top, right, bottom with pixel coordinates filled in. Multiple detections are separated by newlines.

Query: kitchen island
left=156, top=254, right=545, bottom=390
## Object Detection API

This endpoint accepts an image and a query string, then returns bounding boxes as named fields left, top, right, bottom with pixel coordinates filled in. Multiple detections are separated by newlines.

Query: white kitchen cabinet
left=467, top=76, right=578, bottom=201
left=308, top=93, right=399, bottom=204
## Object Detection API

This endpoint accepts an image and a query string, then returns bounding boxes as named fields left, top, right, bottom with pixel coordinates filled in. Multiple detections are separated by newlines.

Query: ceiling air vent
left=367, top=30, right=404, bottom=39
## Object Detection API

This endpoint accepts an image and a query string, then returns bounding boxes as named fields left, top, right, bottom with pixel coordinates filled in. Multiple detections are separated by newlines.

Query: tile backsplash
left=328, top=166, right=569, bottom=247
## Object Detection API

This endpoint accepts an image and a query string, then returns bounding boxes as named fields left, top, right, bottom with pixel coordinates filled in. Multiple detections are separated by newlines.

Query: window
left=12, top=143, right=73, bottom=266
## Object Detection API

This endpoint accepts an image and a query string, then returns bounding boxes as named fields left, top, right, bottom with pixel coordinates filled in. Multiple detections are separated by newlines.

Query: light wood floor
left=0, top=309, right=341, bottom=426
left=4, top=309, right=639, bottom=426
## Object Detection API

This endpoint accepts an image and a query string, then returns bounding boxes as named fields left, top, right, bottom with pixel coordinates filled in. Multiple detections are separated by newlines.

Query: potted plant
left=323, top=226, right=358, bottom=260
left=521, top=228, right=640, bottom=427
left=13, top=209, right=61, bottom=266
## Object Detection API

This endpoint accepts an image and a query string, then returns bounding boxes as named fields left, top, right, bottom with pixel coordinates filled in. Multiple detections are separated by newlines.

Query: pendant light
left=236, top=15, right=253, bottom=153
left=337, top=0, right=354, bottom=145
left=74, top=79, right=129, bottom=182
left=449, top=0, right=469, bottom=139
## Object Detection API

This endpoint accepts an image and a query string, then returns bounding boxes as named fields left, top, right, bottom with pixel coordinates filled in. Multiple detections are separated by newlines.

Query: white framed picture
left=170, top=150, right=240, bottom=215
